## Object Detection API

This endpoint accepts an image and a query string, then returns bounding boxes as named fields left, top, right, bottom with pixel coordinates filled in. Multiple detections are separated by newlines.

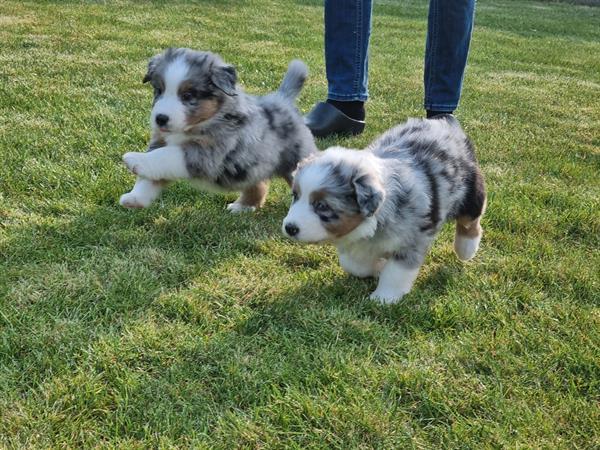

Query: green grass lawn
left=1, top=0, right=599, bottom=447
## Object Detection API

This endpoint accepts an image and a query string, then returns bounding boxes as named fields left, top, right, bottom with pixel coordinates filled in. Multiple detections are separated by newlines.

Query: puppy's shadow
left=2, top=187, right=282, bottom=323
left=235, top=260, right=463, bottom=342
left=82, top=263, right=462, bottom=431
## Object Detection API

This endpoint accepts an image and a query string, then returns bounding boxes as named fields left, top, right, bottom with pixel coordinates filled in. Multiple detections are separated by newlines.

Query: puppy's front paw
left=122, top=152, right=143, bottom=174
left=119, top=192, right=152, bottom=209
left=226, top=202, right=256, bottom=214
left=369, top=289, right=405, bottom=305
left=123, top=152, right=156, bottom=179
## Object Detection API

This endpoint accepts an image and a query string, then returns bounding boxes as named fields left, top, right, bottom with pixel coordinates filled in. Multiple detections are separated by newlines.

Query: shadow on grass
left=79, top=262, right=467, bottom=441
left=2, top=188, right=471, bottom=443
left=240, top=261, right=463, bottom=335
left=2, top=167, right=464, bottom=411
left=1, top=187, right=285, bottom=327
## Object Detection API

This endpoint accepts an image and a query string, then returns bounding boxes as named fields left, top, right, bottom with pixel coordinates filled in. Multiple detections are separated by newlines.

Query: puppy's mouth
left=158, top=127, right=171, bottom=133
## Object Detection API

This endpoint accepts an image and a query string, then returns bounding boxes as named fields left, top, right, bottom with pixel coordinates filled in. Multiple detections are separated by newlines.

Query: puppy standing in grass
left=120, top=48, right=317, bottom=211
left=283, top=115, right=486, bottom=304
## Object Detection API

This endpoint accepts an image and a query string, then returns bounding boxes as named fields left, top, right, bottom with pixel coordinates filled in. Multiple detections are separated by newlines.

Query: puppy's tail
left=278, top=59, right=308, bottom=101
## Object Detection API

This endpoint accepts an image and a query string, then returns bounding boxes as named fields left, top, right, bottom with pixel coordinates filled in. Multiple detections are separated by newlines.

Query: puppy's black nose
left=285, top=223, right=299, bottom=237
left=155, top=114, right=169, bottom=127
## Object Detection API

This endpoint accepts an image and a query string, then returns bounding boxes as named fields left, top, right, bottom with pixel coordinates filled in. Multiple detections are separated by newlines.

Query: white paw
left=369, top=288, right=405, bottom=305
left=123, top=152, right=156, bottom=179
left=226, top=202, right=256, bottom=214
left=454, top=235, right=481, bottom=261
left=119, top=192, right=152, bottom=209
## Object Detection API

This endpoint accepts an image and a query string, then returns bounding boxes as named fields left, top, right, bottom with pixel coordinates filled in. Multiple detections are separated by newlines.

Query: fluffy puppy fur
left=120, top=48, right=317, bottom=212
left=282, top=115, right=486, bottom=304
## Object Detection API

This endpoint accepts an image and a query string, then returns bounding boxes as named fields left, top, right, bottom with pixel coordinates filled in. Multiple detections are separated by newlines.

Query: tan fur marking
left=177, top=81, right=193, bottom=94
left=186, top=98, right=221, bottom=126
left=456, top=215, right=482, bottom=238
left=310, top=189, right=364, bottom=238
left=324, top=213, right=364, bottom=238
left=309, top=189, right=326, bottom=203
left=238, top=181, right=270, bottom=207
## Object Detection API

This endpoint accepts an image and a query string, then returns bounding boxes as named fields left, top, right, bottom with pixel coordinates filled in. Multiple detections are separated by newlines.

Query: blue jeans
left=324, top=0, right=476, bottom=112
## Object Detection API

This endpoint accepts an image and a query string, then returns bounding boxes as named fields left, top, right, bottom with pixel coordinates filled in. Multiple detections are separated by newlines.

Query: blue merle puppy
left=282, top=115, right=486, bottom=304
left=120, top=48, right=317, bottom=212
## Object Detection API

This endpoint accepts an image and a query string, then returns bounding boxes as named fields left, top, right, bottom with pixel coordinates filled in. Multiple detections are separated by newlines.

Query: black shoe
left=426, top=112, right=458, bottom=126
left=304, top=102, right=365, bottom=138
left=426, top=110, right=454, bottom=119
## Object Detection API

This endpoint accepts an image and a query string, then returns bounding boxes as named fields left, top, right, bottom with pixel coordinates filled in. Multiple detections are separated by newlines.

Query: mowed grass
left=1, top=0, right=599, bottom=447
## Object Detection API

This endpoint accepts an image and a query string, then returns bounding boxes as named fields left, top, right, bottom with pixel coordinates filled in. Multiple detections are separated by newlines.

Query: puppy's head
left=142, top=48, right=237, bottom=134
left=282, top=147, right=385, bottom=243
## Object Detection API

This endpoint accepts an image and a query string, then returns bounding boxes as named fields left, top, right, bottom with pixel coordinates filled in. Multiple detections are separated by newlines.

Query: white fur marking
left=282, top=197, right=328, bottom=242
left=164, top=58, right=189, bottom=95
left=454, top=234, right=481, bottom=261
left=150, top=57, right=190, bottom=133
left=282, top=164, right=331, bottom=242
left=370, top=260, right=420, bottom=304
left=119, top=177, right=164, bottom=208
left=339, top=252, right=383, bottom=278
left=123, top=146, right=189, bottom=180
left=227, top=202, right=256, bottom=213
left=297, top=164, right=328, bottom=193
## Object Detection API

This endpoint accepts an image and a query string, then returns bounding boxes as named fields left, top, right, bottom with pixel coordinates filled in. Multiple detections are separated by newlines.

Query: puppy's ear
left=143, top=54, right=162, bottom=84
left=211, top=64, right=237, bottom=96
left=353, top=173, right=384, bottom=217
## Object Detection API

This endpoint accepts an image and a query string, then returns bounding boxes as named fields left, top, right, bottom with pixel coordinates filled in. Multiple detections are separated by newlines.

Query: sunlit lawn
left=1, top=0, right=599, bottom=447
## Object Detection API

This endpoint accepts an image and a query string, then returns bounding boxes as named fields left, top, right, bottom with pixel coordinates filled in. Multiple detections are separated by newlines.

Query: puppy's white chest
left=337, top=238, right=379, bottom=259
left=164, top=133, right=188, bottom=147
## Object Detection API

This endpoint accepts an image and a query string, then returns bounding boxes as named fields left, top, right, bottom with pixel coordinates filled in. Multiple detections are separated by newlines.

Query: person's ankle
left=327, top=99, right=365, bottom=121
left=426, top=110, right=453, bottom=119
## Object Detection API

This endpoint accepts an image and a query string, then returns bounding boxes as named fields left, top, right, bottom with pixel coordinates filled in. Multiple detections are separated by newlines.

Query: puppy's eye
left=154, top=87, right=163, bottom=96
left=314, top=201, right=330, bottom=212
left=292, top=191, right=298, bottom=202
left=181, top=89, right=197, bottom=102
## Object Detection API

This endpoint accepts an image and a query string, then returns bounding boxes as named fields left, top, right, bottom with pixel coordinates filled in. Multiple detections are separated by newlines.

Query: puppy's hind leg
left=227, top=180, right=270, bottom=213
left=454, top=215, right=483, bottom=261
left=120, top=177, right=167, bottom=209
left=455, top=169, right=486, bottom=260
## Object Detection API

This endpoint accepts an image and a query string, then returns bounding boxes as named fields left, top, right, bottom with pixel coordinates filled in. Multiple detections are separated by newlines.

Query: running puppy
left=282, top=116, right=486, bottom=304
left=120, top=48, right=317, bottom=211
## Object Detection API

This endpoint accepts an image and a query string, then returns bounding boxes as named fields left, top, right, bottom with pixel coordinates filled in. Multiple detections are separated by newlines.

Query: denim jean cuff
left=328, top=92, right=369, bottom=102
left=423, top=102, right=457, bottom=112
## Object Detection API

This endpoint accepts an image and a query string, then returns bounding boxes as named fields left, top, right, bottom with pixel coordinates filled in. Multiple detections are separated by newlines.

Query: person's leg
left=325, top=0, right=373, bottom=120
left=305, top=0, right=372, bottom=137
left=424, top=0, right=476, bottom=117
